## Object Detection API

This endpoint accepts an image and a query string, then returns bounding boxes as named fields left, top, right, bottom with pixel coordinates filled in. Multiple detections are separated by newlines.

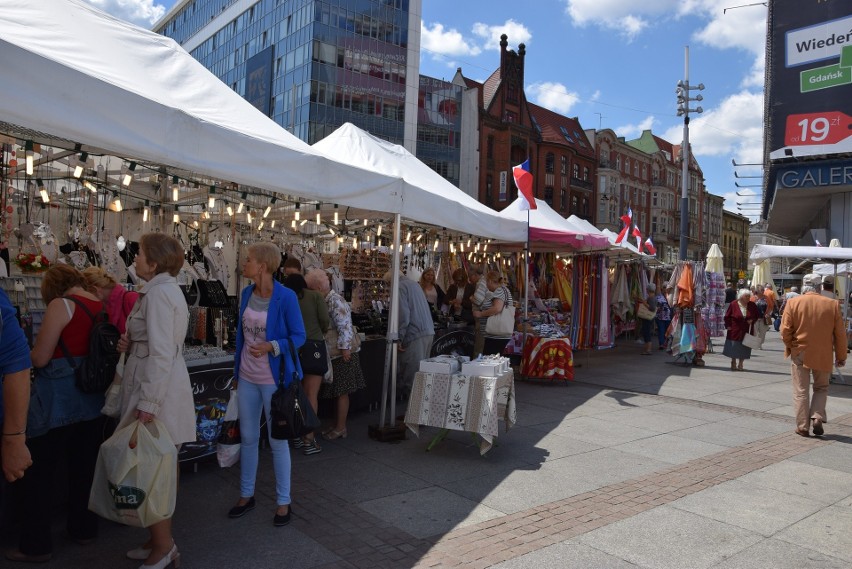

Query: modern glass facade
left=155, top=0, right=411, bottom=145
left=417, top=76, right=462, bottom=187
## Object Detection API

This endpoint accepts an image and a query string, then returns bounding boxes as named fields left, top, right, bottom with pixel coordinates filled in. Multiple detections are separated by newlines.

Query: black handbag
left=299, top=338, right=329, bottom=376
left=269, top=340, right=321, bottom=440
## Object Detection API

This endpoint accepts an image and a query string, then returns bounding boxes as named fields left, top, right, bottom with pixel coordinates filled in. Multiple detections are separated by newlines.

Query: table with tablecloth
left=404, top=369, right=516, bottom=455
left=521, top=336, right=574, bottom=381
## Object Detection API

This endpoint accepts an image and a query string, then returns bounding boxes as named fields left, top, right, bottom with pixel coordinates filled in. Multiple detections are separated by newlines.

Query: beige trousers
left=790, top=350, right=830, bottom=432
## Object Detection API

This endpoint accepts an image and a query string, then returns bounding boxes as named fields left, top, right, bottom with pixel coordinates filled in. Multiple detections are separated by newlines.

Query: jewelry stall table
left=521, top=336, right=574, bottom=381
left=404, top=369, right=516, bottom=455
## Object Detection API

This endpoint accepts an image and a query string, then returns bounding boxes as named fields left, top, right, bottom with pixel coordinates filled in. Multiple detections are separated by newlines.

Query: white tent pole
left=379, top=213, right=402, bottom=428
left=523, top=208, right=530, bottom=368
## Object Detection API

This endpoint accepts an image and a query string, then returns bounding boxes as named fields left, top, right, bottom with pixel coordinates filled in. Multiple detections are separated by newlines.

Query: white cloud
left=616, top=116, right=656, bottom=139
left=82, top=0, right=166, bottom=27
left=421, top=22, right=482, bottom=59
left=528, top=82, right=580, bottom=114
left=564, top=0, right=677, bottom=40
left=471, top=19, right=532, bottom=51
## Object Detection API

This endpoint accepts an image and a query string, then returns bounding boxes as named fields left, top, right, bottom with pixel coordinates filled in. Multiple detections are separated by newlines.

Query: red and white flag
left=513, top=160, right=537, bottom=210
left=644, top=236, right=657, bottom=255
left=632, top=225, right=642, bottom=250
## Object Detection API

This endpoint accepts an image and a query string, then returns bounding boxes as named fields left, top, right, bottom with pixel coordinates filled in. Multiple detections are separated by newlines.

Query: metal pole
left=379, top=213, right=402, bottom=428
left=679, top=46, right=690, bottom=261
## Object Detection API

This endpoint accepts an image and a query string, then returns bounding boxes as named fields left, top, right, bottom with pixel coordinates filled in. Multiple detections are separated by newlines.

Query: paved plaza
left=5, top=330, right=852, bottom=568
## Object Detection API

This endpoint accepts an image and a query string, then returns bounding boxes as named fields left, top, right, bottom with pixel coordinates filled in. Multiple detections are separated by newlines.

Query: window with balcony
left=572, top=163, right=579, bottom=178
left=583, top=167, right=589, bottom=181
left=560, top=155, right=567, bottom=175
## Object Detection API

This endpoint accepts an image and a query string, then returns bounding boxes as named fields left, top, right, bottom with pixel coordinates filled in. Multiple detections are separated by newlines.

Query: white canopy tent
left=311, top=123, right=528, bottom=241
left=749, top=245, right=852, bottom=264
left=0, top=0, right=403, bottom=206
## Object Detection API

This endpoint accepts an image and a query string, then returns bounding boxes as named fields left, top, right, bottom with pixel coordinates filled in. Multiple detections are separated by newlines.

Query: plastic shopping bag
left=216, top=389, right=240, bottom=468
left=100, top=355, right=125, bottom=419
left=88, top=419, right=177, bottom=528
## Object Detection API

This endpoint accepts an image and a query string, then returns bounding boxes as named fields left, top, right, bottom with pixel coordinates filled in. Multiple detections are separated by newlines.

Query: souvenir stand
left=665, top=261, right=710, bottom=366
left=492, top=197, right=612, bottom=382
left=702, top=244, right=727, bottom=351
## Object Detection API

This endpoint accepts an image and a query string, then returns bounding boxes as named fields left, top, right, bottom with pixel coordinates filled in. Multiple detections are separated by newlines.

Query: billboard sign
left=768, top=1, right=852, bottom=160
left=246, top=47, right=274, bottom=116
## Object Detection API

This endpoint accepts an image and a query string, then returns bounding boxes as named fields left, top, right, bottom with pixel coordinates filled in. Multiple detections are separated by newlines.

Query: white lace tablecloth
left=404, top=369, right=516, bottom=455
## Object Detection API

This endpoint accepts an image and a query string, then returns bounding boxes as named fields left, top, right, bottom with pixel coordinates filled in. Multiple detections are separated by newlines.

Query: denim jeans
left=656, top=319, right=671, bottom=348
left=237, top=379, right=291, bottom=505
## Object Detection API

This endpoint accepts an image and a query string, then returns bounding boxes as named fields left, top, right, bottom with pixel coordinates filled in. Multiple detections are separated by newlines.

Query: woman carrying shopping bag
left=115, top=233, right=197, bottom=569
left=473, top=271, right=514, bottom=356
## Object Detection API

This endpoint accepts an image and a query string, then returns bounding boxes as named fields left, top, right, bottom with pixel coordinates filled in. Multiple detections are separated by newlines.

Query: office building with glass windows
left=154, top=0, right=422, bottom=151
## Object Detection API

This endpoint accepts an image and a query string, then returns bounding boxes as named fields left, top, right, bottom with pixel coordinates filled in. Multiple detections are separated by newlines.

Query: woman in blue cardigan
left=228, top=242, right=306, bottom=527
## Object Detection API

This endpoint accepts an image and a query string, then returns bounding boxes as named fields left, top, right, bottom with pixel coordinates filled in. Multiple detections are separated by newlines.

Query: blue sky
left=87, top=0, right=768, bottom=220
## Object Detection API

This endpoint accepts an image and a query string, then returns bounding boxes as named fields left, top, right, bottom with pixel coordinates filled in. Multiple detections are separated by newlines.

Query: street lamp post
left=676, top=46, right=704, bottom=261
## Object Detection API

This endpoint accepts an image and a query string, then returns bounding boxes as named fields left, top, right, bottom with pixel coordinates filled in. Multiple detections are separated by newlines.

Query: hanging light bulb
left=377, top=223, right=382, bottom=236
left=328, top=226, right=335, bottom=235
left=483, top=242, right=489, bottom=252
left=315, top=203, right=321, bottom=224
left=299, top=219, right=308, bottom=226
left=237, top=192, right=246, bottom=213
left=83, top=180, right=98, bottom=193
left=143, top=200, right=150, bottom=222
left=173, top=207, right=180, bottom=224
left=333, top=203, right=339, bottom=225
left=25, top=141, right=34, bottom=175
left=36, top=179, right=49, bottom=203
left=294, top=202, right=300, bottom=220
left=111, top=191, right=122, bottom=212
left=460, top=241, right=464, bottom=252
left=171, top=176, right=179, bottom=202
left=246, top=210, right=253, bottom=225
left=73, top=151, right=88, bottom=178
left=433, top=237, right=439, bottom=251
left=291, top=219, right=296, bottom=229
left=416, top=233, right=423, bottom=242
left=450, top=242, right=455, bottom=253
left=208, top=186, right=217, bottom=209
left=363, top=218, right=368, bottom=225
left=353, top=236, right=358, bottom=248
left=193, top=220, right=199, bottom=228
left=122, top=161, right=136, bottom=187
left=264, top=196, right=276, bottom=218
left=270, top=219, right=276, bottom=228
left=258, top=221, right=264, bottom=230
left=226, top=202, right=234, bottom=217
left=406, top=230, right=411, bottom=242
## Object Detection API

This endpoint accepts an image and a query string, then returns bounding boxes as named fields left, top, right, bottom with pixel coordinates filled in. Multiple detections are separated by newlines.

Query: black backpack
left=58, top=297, right=121, bottom=394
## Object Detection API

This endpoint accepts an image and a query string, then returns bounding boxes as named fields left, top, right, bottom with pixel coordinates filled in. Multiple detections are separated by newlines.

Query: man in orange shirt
left=781, top=274, right=847, bottom=437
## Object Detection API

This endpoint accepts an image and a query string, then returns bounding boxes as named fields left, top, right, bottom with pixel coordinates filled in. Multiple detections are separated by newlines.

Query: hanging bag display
left=269, top=340, right=321, bottom=440
left=88, top=419, right=177, bottom=528
left=485, top=304, right=516, bottom=337
left=216, top=389, right=240, bottom=468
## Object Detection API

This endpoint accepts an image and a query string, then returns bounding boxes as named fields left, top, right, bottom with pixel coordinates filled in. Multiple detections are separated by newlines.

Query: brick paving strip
left=298, top=389, right=852, bottom=569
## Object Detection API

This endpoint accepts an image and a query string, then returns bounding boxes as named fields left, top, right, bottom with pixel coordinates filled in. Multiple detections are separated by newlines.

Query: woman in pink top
left=83, top=266, right=139, bottom=334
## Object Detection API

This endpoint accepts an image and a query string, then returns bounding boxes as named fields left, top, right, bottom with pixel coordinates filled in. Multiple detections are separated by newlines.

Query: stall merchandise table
left=521, top=336, right=573, bottom=381
left=404, top=369, right=516, bottom=455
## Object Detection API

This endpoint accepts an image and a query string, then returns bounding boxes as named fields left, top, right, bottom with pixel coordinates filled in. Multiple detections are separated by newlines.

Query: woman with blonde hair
left=305, top=269, right=365, bottom=440
left=472, top=271, right=514, bottom=356
left=117, top=233, right=196, bottom=569
left=82, top=266, right=139, bottom=334
left=228, top=241, right=305, bottom=527
left=418, top=267, right=445, bottom=310
left=8, top=265, right=105, bottom=563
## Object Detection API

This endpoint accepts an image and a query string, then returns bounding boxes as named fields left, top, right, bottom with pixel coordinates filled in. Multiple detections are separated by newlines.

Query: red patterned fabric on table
left=522, top=336, right=573, bottom=381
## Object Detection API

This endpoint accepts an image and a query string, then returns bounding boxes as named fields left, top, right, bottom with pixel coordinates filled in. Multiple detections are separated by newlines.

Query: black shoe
left=273, top=505, right=292, bottom=527
left=228, top=496, right=255, bottom=518
left=813, top=419, right=824, bottom=436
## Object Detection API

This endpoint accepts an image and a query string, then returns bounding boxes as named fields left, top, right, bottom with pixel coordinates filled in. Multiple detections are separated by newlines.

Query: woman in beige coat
left=117, top=233, right=195, bottom=569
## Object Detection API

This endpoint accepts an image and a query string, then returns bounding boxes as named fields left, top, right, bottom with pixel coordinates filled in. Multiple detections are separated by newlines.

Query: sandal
left=323, top=429, right=347, bottom=440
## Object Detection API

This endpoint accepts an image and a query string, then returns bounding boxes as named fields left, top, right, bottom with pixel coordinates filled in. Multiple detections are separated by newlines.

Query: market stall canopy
left=814, top=263, right=852, bottom=276
left=0, top=0, right=402, bottom=207
left=311, top=123, right=527, bottom=241
left=599, top=229, right=647, bottom=259
left=751, top=259, right=775, bottom=290
left=491, top=197, right=610, bottom=251
left=749, top=244, right=852, bottom=264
